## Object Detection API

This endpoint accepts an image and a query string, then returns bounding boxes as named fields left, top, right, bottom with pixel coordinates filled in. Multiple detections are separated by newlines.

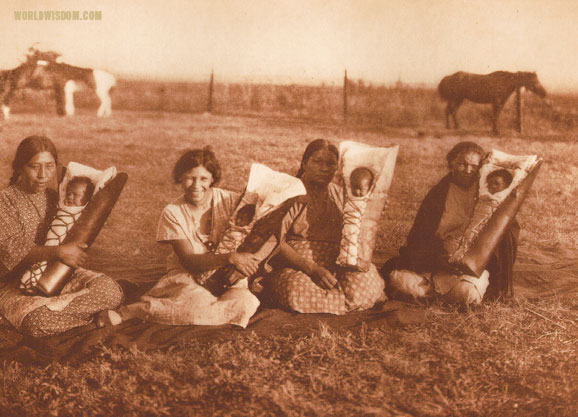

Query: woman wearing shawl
left=380, top=141, right=519, bottom=305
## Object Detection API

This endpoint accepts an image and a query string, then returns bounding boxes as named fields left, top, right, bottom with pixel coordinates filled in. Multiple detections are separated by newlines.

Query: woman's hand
left=228, top=252, right=260, bottom=277
left=56, top=242, right=88, bottom=268
left=310, top=264, right=337, bottom=289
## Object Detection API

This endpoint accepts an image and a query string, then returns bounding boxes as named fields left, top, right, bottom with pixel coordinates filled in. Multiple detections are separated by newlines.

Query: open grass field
left=0, top=106, right=577, bottom=416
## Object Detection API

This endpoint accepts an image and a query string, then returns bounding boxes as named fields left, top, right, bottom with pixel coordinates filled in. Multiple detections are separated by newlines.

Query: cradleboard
left=449, top=150, right=542, bottom=277
left=35, top=165, right=128, bottom=296
left=336, top=141, right=399, bottom=272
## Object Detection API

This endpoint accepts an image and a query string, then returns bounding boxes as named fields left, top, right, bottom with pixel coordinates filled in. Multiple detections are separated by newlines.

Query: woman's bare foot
left=95, top=310, right=123, bottom=328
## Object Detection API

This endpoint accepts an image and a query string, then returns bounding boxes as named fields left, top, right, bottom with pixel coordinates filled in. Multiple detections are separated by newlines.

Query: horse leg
left=2, top=89, right=17, bottom=120
left=64, top=80, right=77, bottom=116
left=451, top=100, right=462, bottom=129
left=93, top=70, right=115, bottom=117
left=1, top=104, right=10, bottom=120
left=53, top=85, right=66, bottom=116
left=445, top=102, right=452, bottom=129
left=492, top=103, right=502, bottom=135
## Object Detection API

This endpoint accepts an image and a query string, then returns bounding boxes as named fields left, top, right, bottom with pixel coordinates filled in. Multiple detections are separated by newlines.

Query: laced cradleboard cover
left=449, top=149, right=542, bottom=277
left=199, top=163, right=306, bottom=291
left=336, top=141, right=399, bottom=272
left=20, top=162, right=127, bottom=296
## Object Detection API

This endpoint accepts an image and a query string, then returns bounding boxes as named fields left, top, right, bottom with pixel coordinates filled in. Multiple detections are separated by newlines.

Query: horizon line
left=115, top=72, right=578, bottom=94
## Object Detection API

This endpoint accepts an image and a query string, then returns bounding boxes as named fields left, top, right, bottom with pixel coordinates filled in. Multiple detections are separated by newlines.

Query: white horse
left=51, top=61, right=116, bottom=117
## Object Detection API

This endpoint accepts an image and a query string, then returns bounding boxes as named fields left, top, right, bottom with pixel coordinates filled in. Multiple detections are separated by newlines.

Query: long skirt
left=0, top=268, right=124, bottom=337
left=122, top=269, right=260, bottom=328
left=268, top=240, right=385, bottom=315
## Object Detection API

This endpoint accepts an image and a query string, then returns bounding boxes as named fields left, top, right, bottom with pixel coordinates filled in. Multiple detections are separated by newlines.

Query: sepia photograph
left=0, top=0, right=576, bottom=415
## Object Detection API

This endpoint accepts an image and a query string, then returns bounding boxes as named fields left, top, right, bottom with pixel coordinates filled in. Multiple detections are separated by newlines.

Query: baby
left=20, top=175, right=95, bottom=293
left=234, top=203, right=256, bottom=227
left=447, top=168, right=514, bottom=264
left=64, top=176, right=95, bottom=207
left=487, top=169, right=513, bottom=194
left=350, top=167, right=374, bottom=197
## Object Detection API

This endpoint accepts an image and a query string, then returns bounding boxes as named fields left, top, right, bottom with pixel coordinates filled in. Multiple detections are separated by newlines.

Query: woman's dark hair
left=296, top=139, right=339, bottom=178
left=446, top=141, right=485, bottom=166
left=173, top=146, right=221, bottom=185
left=10, top=135, right=58, bottom=185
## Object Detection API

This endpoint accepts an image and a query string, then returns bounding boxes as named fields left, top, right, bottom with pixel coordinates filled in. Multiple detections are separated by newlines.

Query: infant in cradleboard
left=350, top=167, right=374, bottom=198
left=486, top=169, right=513, bottom=195
left=20, top=163, right=116, bottom=294
left=63, top=176, right=95, bottom=208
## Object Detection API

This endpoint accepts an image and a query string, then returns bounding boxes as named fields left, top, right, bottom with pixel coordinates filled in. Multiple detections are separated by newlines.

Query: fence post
left=343, top=69, right=348, bottom=122
left=207, top=69, right=214, bottom=113
left=516, top=87, right=523, bottom=133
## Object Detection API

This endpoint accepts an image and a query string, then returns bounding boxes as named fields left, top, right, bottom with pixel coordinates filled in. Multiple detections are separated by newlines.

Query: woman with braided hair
left=0, top=136, right=123, bottom=337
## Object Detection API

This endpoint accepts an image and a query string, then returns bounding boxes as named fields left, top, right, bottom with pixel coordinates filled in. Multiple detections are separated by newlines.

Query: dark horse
left=438, top=71, right=547, bottom=134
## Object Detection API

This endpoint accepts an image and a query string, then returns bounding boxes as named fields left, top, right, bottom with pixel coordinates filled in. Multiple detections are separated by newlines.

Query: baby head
left=234, top=203, right=256, bottom=227
left=65, top=176, right=95, bottom=207
left=350, top=167, right=374, bottom=197
left=486, top=169, right=513, bottom=194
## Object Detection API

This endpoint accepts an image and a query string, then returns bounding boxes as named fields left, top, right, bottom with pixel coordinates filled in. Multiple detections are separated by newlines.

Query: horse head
left=519, top=72, right=547, bottom=98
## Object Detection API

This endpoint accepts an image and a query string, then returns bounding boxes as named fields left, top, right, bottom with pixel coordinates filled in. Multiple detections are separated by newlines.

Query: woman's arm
left=171, top=240, right=259, bottom=277
left=21, top=242, right=88, bottom=268
left=277, top=242, right=337, bottom=289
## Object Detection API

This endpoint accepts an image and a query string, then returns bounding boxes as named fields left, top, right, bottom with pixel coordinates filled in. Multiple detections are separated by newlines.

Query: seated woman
left=0, top=136, right=123, bottom=337
left=380, top=141, right=519, bottom=305
left=105, top=147, right=260, bottom=328
left=261, top=139, right=385, bottom=314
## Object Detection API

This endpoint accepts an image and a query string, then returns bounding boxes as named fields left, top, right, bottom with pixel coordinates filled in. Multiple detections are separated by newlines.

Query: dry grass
left=0, top=110, right=576, bottom=416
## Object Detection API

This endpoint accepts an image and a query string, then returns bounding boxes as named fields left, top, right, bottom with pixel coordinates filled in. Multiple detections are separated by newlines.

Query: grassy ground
left=0, top=110, right=576, bottom=416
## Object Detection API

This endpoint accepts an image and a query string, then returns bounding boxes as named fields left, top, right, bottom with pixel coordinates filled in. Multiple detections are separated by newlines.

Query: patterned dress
left=121, top=188, right=260, bottom=328
left=268, top=183, right=385, bottom=314
left=0, top=185, right=123, bottom=337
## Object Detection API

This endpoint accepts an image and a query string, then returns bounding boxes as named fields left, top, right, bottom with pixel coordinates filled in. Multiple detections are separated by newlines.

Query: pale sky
left=2, top=0, right=578, bottom=91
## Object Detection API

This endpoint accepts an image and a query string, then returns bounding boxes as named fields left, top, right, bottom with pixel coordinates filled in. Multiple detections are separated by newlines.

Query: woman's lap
left=269, top=240, right=385, bottom=314
left=19, top=269, right=124, bottom=337
left=125, top=271, right=259, bottom=327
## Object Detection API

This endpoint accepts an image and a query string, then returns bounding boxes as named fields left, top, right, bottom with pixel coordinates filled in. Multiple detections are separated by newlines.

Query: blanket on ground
left=0, top=243, right=576, bottom=364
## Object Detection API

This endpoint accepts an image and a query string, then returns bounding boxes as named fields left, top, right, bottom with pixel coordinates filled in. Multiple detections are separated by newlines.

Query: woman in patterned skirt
left=263, top=139, right=385, bottom=314
left=0, top=136, right=123, bottom=337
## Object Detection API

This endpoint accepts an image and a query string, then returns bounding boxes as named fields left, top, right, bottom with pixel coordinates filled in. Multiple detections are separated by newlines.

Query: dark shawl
left=380, top=174, right=519, bottom=298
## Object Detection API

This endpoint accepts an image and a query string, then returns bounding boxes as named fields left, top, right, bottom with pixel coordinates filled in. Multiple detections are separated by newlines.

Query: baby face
left=487, top=176, right=508, bottom=194
left=351, top=176, right=372, bottom=197
left=234, top=204, right=256, bottom=227
left=65, top=182, right=91, bottom=206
